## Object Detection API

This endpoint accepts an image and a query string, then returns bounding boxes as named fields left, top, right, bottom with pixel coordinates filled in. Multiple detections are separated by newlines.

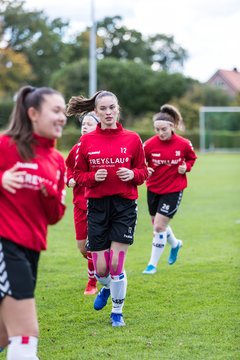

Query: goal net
left=199, top=106, right=240, bottom=152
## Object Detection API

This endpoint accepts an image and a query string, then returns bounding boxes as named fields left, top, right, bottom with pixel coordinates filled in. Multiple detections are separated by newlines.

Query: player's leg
left=143, top=191, right=174, bottom=274
left=87, top=197, right=112, bottom=311
left=143, top=191, right=183, bottom=273
left=109, top=242, right=129, bottom=326
left=108, top=197, right=137, bottom=326
left=2, top=297, right=39, bottom=360
left=165, top=192, right=184, bottom=265
left=77, top=240, right=98, bottom=295
left=143, top=213, right=169, bottom=274
left=166, top=225, right=178, bottom=248
left=92, top=250, right=111, bottom=310
left=75, top=206, right=97, bottom=294
left=84, top=251, right=98, bottom=295
left=0, top=238, right=39, bottom=359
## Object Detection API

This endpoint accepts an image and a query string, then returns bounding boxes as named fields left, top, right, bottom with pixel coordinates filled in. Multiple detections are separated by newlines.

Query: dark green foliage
left=0, top=98, right=14, bottom=128
left=52, top=57, right=191, bottom=118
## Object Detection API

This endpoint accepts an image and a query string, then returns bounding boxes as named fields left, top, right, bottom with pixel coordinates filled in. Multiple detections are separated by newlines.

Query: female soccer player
left=142, top=104, right=197, bottom=274
left=0, top=85, right=67, bottom=359
left=66, top=90, right=148, bottom=326
left=66, top=112, right=99, bottom=295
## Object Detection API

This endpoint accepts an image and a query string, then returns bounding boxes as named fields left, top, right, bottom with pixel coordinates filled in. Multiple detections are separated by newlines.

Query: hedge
left=56, top=127, right=240, bottom=151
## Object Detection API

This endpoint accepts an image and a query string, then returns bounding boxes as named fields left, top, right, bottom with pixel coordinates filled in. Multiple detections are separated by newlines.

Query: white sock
left=7, top=336, right=39, bottom=360
left=167, top=226, right=178, bottom=248
left=110, top=271, right=127, bottom=314
left=148, top=231, right=167, bottom=267
left=95, top=273, right=111, bottom=289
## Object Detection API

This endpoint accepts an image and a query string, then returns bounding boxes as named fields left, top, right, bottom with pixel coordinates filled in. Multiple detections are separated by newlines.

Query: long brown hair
left=6, top=85, right=61, bottom=160
left=66, top=90, right=118, bottom=118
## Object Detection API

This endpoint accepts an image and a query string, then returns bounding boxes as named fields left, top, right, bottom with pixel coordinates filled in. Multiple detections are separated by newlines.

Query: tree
left=50, top=57, right=191, bottom=122
left=146, top=34, right=188, bottom=72
left=172, top=83, right=232, bottom=129
left=0, top=0, right=71, bottom=86
left=0, top=47, right=32, bottom=95
left=96, top=16, right=148, bottom=62
left=96, top=16, right=188, bottom=72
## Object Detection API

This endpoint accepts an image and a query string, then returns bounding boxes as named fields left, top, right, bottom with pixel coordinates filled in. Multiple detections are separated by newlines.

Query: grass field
left=36, top=153, right=240, bottom=360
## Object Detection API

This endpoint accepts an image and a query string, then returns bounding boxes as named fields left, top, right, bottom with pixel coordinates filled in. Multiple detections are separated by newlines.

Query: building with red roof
left=207, top=68, right=240, bottom=97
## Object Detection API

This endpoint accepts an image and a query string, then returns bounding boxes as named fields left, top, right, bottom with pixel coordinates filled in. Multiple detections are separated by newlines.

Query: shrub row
left=56, top=127, right=240, bottom=151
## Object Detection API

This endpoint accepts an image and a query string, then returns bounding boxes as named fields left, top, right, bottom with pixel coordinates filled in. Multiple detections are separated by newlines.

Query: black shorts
left=147, top=190, right=183, bottom=218
left=87, top=196, right=138, bottom=251
left=0, top=237, right=40, bottom=302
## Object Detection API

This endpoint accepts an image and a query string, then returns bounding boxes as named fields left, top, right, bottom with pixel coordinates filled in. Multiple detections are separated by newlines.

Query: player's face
left=81, top=116, right=98, bottom=135
left=29, top=94, right=66, bottom=139
left=95, top=95, right=119, bottom=129
left=154, top=121, right=173, bottom=141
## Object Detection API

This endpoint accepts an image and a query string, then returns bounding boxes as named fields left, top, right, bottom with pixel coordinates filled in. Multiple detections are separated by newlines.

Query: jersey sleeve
left=40, top=155, right=66, bottom=225
left=0, top=136, right=7, bottom=190
left=73, top=140, right=97, bottom=188
left=65, top=143, right=78, bottom=185
left=131, top=136, right=148, bottom=185
left=184, top=140, right=197, bottom=172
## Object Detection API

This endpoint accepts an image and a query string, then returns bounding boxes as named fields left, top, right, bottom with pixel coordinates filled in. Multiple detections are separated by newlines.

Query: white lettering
left=88, top=151, right=101, bottom=155
left=152, top=158, right=182, bottom=166
left=89, top=157, right=130, bottom=165
left=16, top=162, right=38, bottom=170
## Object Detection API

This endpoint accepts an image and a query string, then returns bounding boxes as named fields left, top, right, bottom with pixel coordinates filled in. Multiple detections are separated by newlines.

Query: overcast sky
left=24, top=0, right=239, bottom=83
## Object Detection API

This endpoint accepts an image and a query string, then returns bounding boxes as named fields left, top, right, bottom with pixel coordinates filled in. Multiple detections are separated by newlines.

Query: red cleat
left=84, top=284, right=98, bottom=295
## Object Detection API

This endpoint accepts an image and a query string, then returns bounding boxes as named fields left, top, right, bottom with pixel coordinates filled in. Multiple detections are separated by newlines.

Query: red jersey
left=74, top=123, right=148, bottom=199
left=65, top=141, right=86, bottom=210
left=0, top=134, right=66, bottom=251
left=144, top=133, right=197, bottom=194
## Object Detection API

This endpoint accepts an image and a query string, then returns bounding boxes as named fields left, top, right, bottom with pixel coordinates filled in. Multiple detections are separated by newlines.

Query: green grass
left=36, top=153, right=240, bottom=359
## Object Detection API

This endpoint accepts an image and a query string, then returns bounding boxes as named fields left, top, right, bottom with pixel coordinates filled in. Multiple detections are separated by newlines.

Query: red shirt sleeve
left=40, top=155, right=66, bottom=225
left=131, top=136, right=148, bottom=185
left=184, top=140, right=197, bottom=172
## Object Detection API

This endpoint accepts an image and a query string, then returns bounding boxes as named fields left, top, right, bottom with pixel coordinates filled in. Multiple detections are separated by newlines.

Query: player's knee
left=154, top=224, right=166, bottom=233
left=95, top=267, right=108, bottom=277
left=92, top=251, right=109, bottom=277
left=109, top=250, right=125, bottom=275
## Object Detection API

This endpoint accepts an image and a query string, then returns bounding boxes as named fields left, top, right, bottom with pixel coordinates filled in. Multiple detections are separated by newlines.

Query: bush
left=57, top=126, right=80, bottom=151
left=0, top=98, right=13, bottom=128
left=57, top=127, right=201, bottom=151
left=205, top=130, right=240, bottom=149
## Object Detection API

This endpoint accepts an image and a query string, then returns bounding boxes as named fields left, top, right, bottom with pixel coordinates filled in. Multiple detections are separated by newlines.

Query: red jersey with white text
left=74, top=123, right=148, bottom=199
left=144, top=133, right=197, bottom=194
left=65, top=141, right=86, bottom=210
left=0, top=134, right=66, bottom=251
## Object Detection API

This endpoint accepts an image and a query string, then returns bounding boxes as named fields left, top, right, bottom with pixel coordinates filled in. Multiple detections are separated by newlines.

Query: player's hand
left=147, top=167, right=155, bottom=177
left=95, top=169, right=108, bottom=182
left=178, top=161, right=187, bottom=174
left=2, top=164, right=26, bottom=194
left=68, top=178, right=76, bottom=188
left=116, top=167, right=134, bottom=181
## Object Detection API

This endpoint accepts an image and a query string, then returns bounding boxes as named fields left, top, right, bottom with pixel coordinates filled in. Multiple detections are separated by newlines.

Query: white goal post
left=199, top=106, right=240, bottom=152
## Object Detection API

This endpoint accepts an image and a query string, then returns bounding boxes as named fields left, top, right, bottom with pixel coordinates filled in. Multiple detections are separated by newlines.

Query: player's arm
left=184, top=140, right=197, bottom=172
left=40, top=159, right=66, bottom=225
left=73, top=141, right=98, bottom=187
left=131, top=136, right=148, bottom=185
